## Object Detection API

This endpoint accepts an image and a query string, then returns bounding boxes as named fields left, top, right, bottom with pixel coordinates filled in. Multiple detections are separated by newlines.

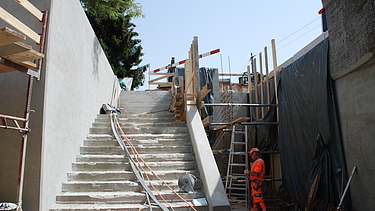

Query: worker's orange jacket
left=250, top=158, right=266, bottom=210
left=250, top=158, right=265, bottom=182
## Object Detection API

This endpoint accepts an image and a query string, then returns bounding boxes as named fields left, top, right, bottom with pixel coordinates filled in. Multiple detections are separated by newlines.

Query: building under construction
left=0, top=0, right=374, bottom=211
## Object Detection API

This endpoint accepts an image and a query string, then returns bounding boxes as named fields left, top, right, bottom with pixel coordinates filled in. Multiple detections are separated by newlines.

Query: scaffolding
left=0, top=1, right=48, bottom=209
left=154, top=36, right=283, bottom=209
left=203, top=39, right=282, bottom=209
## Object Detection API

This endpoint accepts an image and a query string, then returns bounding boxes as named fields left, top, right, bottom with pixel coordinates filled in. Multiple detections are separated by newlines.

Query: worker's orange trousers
left=251, top=183, right=266, bottom=211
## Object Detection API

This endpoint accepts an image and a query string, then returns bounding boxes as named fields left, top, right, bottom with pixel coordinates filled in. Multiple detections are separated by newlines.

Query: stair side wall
left=186, top=105, right=230, bottom=210
left=40, top=0, right=121, bottom=210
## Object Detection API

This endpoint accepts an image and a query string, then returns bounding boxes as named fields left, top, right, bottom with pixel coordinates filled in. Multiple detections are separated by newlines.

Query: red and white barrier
left=152, top=49, right=220, bottom=73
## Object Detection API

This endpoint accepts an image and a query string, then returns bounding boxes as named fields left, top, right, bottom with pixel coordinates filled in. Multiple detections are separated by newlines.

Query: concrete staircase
left=50, top=91, right=206, bottom=210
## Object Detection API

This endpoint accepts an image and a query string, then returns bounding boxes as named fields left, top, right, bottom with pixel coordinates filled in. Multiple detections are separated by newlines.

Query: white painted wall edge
left=186, top=105, right=230, bottom=211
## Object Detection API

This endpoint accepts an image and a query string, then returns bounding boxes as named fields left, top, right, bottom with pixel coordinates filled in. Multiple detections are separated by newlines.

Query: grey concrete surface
left=186, top=105, right=230, bottom=210
left=324, top=0, right=375, bottom=79
left=334, top=63, right=375, bottom=210
left=323, top=0, right=375, bottom=210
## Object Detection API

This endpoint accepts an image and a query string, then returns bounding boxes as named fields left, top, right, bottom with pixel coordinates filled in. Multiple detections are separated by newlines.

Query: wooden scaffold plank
left=14, top=0, right=44, bottom=21
left=0, top=7, right=41, bottom=44
left=0, top=27, right=25, bottom=46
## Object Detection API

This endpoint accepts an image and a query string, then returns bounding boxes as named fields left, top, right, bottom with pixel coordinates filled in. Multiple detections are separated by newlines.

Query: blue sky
left=133, top=1, right=324, bottom=90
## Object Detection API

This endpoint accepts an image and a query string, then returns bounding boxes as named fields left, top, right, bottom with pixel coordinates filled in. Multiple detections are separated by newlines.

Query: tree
left=81, top=0, right=146, bottom=89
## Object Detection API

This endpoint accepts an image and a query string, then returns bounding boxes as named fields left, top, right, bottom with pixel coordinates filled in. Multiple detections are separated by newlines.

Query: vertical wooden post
left=179, top=76, right=186, bottom=121
left=259, top=52, right=264, bottom=119
left=264, top=47, right=271, bottom=106
left=185, top=54, right=193, bottom=101
left=271, top=39, right=279, bottom=114
left=247, top=65, right=252, bottom=121
left=253, top=58, right=259, bottom=120
left=192, top=36, right=200, bottom=109
left=271, top=39, right=281, bottom=185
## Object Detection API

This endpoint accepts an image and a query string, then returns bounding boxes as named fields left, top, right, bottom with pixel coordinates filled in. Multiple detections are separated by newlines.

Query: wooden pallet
left=0, top=27, right=43, bottom=74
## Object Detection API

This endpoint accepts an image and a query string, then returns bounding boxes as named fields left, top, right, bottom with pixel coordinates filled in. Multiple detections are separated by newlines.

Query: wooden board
left=20, top=61, right=36, bottom=68
left=216, top=117, right=251, bottom=131
left=3, top=48, right=44, bottom=63
left=0, top=62, right=17, bottom=73
left=232, top=117, right=251, bottom=124
left=0, top=41, right=32, bottom=56
left=0, top=57, right=28, bottom=74
left=199, top=83, right=212, bottom=101
left=16, top=0, right=44, bottom=21
left=0, top=7, right=40, bottom=44
left=0, top=27, right=25, bottom=46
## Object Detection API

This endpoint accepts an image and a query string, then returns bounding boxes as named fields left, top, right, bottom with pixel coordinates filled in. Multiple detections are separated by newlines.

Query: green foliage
left=81, top=0, right=144, bottom=19
left=81, top=0, right=146, bottom=90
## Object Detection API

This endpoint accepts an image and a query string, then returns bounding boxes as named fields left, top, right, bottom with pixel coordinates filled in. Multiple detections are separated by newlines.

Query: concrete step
left=76, top=153, right=195, bottom=163
left=50, top=201, right=207, bottom=211
left=55, top=191, right=205, bottom=204
left=62, top=180, right=194, bottom=192
left=67, top=170, right=199, bottom=182
left=90, top=126, right=188, bottom=134
left=120, top=91, right=171, bottom=100
left=83, top=137, right=191, bottom=147
left=96, top=117, right=177, bottom=124
left=85, top=133, right=190, bottom=142
left=93, top=122, right=186, bottom=128
left=72, top=161, right=196, bottom=171
left=80, top=145, right=193, bottom=155
left=97, top=112, right=175, bottom=118
left=120, top=105, right=169, bottom=110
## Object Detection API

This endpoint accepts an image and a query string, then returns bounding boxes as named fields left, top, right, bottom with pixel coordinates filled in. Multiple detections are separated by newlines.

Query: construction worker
left=245, top=148, right=266, bottom=211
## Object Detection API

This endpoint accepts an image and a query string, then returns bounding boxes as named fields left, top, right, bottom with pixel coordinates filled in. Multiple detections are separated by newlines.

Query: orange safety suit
left=250, top=158, right=266, bottom=211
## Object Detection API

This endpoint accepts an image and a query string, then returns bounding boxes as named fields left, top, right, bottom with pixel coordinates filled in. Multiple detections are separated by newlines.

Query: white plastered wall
left=39, top=0, right=120, bottom=210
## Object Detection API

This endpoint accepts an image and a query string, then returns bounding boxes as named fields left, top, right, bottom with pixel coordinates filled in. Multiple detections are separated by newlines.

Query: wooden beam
left=218, top=73, right=243, bottom=77
left=14, top=0, right=44, bottom=21
left=216, top=117, right=251, bottom=131
left=148, top=82, right=173, bottom=86
left=149, top=72, right=174, bottom=76
left=0, top=57, right=28, bottom=74
left=259, top=52, right=264, bottom=118
left=247, top=65, right=252, bottom=121
left=3, top=48, right=44, bottom=63
left=199, top=101, right=204, bottom=110
left=21, top=61, right=36, bottom=68
left=253, top=58, right=259, bottom=120
left=0, top=27, right=25, bottom=46
left=148, top=74, right=171, bottom=84
left=0, top=41, right=32, bottom=56
left=232, top=117, right=250, bottom=124
left=264, top=46, right=271, bottom=105
left=199, top=83, right=212, bottom=101
left=271, top=39, right=279, bottom=124
left=202, top=116, right=212, bottom=127
left=216, top=124, right=230, bottom=131
left=0, top=40, right=40, bottom=72
left=0, top=7, right=41, bottom=44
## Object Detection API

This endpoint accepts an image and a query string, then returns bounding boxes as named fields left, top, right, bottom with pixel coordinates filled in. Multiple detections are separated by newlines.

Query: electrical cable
left=111, top=113, right=198, bottom=211
left=239, top=16, right=321, bottom=72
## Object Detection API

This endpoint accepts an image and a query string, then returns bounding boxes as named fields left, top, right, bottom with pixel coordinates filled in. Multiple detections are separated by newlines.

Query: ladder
left=225, top=125, right=250, bottom=207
